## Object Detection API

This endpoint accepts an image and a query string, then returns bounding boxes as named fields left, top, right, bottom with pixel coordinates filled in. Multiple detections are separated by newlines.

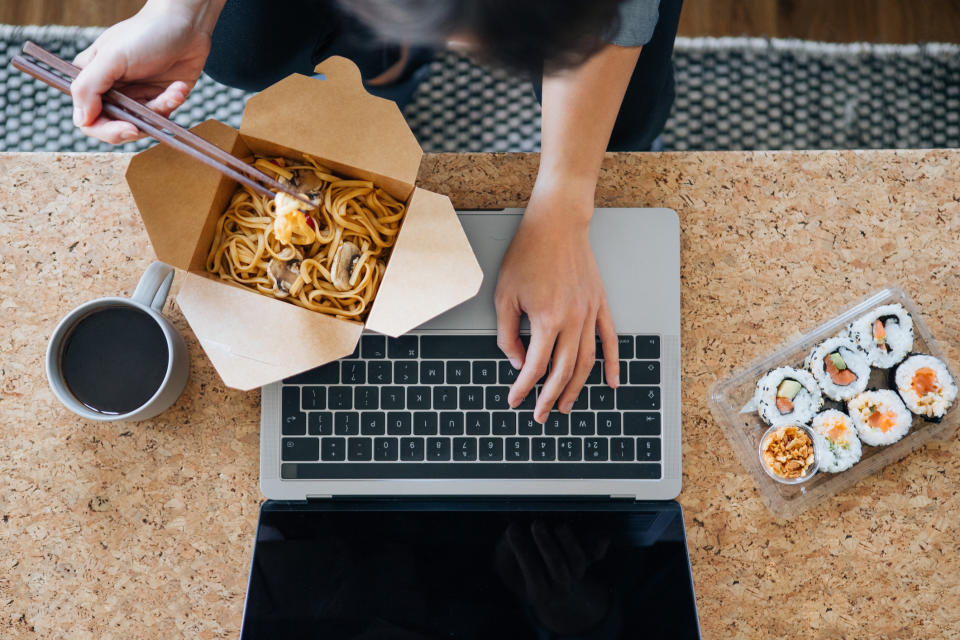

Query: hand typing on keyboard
left=494, top=188, right=620, bottom=423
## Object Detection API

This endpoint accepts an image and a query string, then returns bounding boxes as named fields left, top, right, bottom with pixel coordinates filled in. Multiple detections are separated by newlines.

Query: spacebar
left=282, top=462, right=661, bottom=480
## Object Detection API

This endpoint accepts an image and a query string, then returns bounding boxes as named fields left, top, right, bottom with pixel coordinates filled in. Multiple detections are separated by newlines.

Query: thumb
left=71, top=50, right=126, bottom=127
left=496, top=293, right=526, bottom=369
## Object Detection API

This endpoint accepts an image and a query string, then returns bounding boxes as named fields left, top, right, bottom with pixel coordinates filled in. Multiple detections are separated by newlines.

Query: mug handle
left=132, top=262, right=175, bottom=312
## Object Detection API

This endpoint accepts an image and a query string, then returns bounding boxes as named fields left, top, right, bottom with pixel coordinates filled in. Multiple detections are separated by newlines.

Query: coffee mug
left=46, top=262, right=189, bottom=421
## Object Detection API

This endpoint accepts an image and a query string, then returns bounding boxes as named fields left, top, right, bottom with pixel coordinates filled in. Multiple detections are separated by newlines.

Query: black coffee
left=60, top=306, right=169, bottom=415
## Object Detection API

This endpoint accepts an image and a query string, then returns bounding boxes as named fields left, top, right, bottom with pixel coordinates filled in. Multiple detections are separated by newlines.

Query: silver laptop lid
left=261, top=208, right=681, bottom=500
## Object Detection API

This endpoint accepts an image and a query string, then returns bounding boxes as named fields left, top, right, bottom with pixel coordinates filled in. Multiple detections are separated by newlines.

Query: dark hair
left=337, top=0, right=625, bottom=77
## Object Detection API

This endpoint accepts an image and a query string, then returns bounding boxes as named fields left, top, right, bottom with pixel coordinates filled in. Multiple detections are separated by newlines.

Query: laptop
left=260, top=208, right=682, bottom=500
left=243, top=209, right=698, bottom=638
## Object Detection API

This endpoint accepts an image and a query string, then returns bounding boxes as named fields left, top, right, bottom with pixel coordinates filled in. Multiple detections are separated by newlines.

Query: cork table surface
left=1, top=150, right=958, bottom=639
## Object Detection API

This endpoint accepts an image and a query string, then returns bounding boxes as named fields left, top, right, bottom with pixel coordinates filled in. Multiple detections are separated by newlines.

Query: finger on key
left=557, top=316, right=597, bottom=412
left=535, top=329, right=578, bottom=422
left=597, top=301, right=620, bottom=388
left=495, top=293, right=526, bottom=370
left=508, top=324, right=555, bottom=409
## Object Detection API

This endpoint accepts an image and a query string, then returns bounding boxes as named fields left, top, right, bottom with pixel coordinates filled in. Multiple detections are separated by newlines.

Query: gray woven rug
left=1, top=25, right=958, bottom=152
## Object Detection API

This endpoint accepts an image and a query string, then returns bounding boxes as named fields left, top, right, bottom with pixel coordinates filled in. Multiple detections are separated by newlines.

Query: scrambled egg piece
left=272, top=192, right=314, bottom=245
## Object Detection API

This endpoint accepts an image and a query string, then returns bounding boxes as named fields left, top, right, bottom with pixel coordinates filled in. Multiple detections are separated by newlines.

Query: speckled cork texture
left=1, top=151, right=959, bottom=639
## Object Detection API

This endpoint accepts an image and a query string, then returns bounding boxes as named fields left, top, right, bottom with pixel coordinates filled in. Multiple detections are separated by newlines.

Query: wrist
left=526, top=170, right=596, bottom=226
left=144, top=0, right=225, bottom=33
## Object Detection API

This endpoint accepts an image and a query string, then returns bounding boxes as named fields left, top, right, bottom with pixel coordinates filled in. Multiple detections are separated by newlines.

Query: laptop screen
left=241, top=501, right=699, bottom=640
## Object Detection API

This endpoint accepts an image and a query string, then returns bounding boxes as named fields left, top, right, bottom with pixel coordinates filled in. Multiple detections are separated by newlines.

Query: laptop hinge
left=609, top=494, right=638, bottom=500
left=306, top=495, right=334, bottom=501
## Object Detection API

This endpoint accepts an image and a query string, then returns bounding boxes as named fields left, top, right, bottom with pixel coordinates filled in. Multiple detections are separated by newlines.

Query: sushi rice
left=848, top=303, right=914, bottom=369
left=755, top=367, right=823, bottom=427
left=894, top=354, right=957, bottom=420
left=811, top=409, right=862, bottom=472
left=847, top=389, right=912, bottom=446
left=805, top=336, right=870, bottom=401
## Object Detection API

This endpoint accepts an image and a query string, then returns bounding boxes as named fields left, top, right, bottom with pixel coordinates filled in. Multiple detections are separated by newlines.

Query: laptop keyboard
left=278, top=334, right=662, bottom=480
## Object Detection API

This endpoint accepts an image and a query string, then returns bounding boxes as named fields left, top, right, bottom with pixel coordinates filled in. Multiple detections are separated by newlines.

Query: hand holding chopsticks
left=11, top=41, right=313, bottom=207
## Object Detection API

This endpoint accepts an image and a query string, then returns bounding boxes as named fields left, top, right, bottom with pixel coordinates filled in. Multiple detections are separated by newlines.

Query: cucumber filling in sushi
left=806, top=336, right=870, bottom=401
left=755, top=367, right=823, bottom=427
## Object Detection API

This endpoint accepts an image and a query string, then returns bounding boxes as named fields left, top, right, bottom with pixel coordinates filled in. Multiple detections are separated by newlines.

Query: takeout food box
left=126, top=56, right=483, bottom=390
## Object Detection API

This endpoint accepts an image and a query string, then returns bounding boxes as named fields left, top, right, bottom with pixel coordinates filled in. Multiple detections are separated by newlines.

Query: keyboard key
left=518, top=413, right=542, bottom=435
left=492, top=412, right=517, bottom=435
left=361, top=335, right=386, bottom=358
left=499, top=361, right=521, bottom=384
left=584, top=438, right=608, bottom=461
left=348, top=438, right=372, bottom=461
left=439, top=412, right=464, bottom=435
left=624, top=412, right=661, bottom=435
left=479, top=438, right=503, bottom=461
left=282, top=385, right=301, bottom=415
left=466, top=412, right=490, bottom=435
left=446, top=361, right=471, bottom=384
left=282, top=437, right=318, bottom=461
left=374, top=437, right=399, bottom=461
left=413, top=412, right=438, bottom=435
left=453, top=438, right=477, bottom=461
left=531, top=438, right=556, bottom=461
left=335, top=413, right=360, bottom=436
left=516, top=391, right=536, bottom=410
left=354, top=386, right=378, bottom=410
left=459, top=387, right=484, bottom=410
left=284, top=462, right=662, bottom=480
left=485, top=386, right=510, bottom=410
left=427, top=437, right=451, bottom=461
left=472, top=361, right=497, bottom=384
left=407, top=386, right=431, bottom=410
left=558, top=438, right=582, bottom=461
left=618, top=335, right=634, bottom=359
left=587, top=363, right=602, bottom=385
left=308, top=412, right=333, bottom=435
left=597, top=412, right=621, bottom=435
left=433, top=386, right=457, bottom=410
left=368, top=361, right=392, bottom=384
left=328, top=386, right=352, bottom=410
left=570, top=412, right=594, bottom=435
left=618, top=387, right=660, bottom=410
left=637, top=438, right=661, bottom=461
left=381, top=387, right=405, bottom=410
left=572, top=388, right=588, bottom=410
left=341, top=360, right=365, bottom=384
left=630, top=361, right=661, bottom=385
left=635, top=335, right=660, bottom=359
left=611, top=438, right=634, bottom=461
left=283, top=363, right=339, bottom=385
left=387, top=412, right=412, bottom=435
left=420, top=361, right=444, bottom=384
left=544, top=413, right=569, bottom=436
left=505, top=438, right=529, bottom=461
left=394, top=361, right=418, bottom=385
left=400, top=437, right=425, bottom=461
left=301, top=386, right=326, bottom=411
left=360, top=412, right=385, bottom=435
left=282, top=409, right=306, bottom=436
left=421, top=334, right=501, bottom=359
left=347, top=342, right=361, bottom=359
left=321, top=437, right=346, bottom=461
left=387, top=336, right=418, bottom=359
left=590, top=387, right=614, bottom=410
left=620, top=360, right=629, bottom=383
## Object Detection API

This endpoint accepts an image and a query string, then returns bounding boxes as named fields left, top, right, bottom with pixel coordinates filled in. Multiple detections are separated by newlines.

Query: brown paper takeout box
left=126, top=57, right=483, bottom=390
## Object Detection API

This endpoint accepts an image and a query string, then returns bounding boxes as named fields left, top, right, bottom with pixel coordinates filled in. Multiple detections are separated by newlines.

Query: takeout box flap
left=240, top=57, right=422, bottom=201
left=126, top=119, right=244, bottom=272
left=365, top=188, right=483, bottom=337
left=177, top=273, right=363, bottom=390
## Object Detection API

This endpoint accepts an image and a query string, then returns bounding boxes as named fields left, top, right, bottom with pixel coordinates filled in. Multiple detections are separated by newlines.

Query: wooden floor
left=1, top=0, right=959, bottom=43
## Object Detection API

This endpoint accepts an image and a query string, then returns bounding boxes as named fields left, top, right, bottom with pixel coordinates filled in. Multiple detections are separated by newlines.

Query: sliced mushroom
left=330, top=242, right=360, bottom=291
left=267, top=258, right=301, bottom=298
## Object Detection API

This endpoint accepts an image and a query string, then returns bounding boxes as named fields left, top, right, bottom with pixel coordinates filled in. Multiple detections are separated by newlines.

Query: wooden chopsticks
left=12, top=41, right=313, bottom=206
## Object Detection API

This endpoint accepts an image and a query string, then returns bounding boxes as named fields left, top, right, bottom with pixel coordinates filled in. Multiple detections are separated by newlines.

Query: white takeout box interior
left=126, top=56, right=483, bottom=391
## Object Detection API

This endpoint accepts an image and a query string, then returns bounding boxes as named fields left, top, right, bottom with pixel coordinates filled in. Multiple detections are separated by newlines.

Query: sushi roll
left=848, top=303, right=913, bottom=369
left=894, top=354, right=957, bottom=421
left=847, top=389, right=912, bottom=446
left=755, top=367, right=823, bottom=427
left=805, top=336, right=870, bottom=401
left=811, top=410, right=862, bottom=472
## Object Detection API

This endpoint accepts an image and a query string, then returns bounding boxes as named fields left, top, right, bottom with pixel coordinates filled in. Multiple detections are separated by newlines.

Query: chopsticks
left=12, top=41, right=313, bottom=206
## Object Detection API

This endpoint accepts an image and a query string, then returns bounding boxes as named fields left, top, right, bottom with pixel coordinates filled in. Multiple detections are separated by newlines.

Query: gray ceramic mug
left=46, top=262, right=189, bottom=421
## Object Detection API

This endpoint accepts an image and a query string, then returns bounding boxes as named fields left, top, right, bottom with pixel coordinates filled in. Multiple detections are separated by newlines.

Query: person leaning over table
left=70, top=0, right=682, bottom=424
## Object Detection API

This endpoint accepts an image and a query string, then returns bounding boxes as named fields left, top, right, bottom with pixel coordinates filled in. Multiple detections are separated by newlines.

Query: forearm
left=536, top=43, right=641, bottom=218
left=145, top=0, right=227, bottom=33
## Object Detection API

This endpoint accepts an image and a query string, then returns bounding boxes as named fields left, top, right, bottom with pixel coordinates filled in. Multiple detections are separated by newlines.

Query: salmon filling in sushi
left=894, top=354, right=958, bottom=420
left=848, top=389, right=912, bottom=446
left=754, top=367, right=823, bottom=427
left=848, top=303, right=914, bottom=369
left=806, top=336, right=870, bottom=401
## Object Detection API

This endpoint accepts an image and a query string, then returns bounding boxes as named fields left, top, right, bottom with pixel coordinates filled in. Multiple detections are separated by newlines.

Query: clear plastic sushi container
left=707, top=287, right=960, bottom=519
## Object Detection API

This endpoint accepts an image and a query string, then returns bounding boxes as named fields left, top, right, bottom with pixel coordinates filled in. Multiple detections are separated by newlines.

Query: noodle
left=205, top=154, right=406, bottom=320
